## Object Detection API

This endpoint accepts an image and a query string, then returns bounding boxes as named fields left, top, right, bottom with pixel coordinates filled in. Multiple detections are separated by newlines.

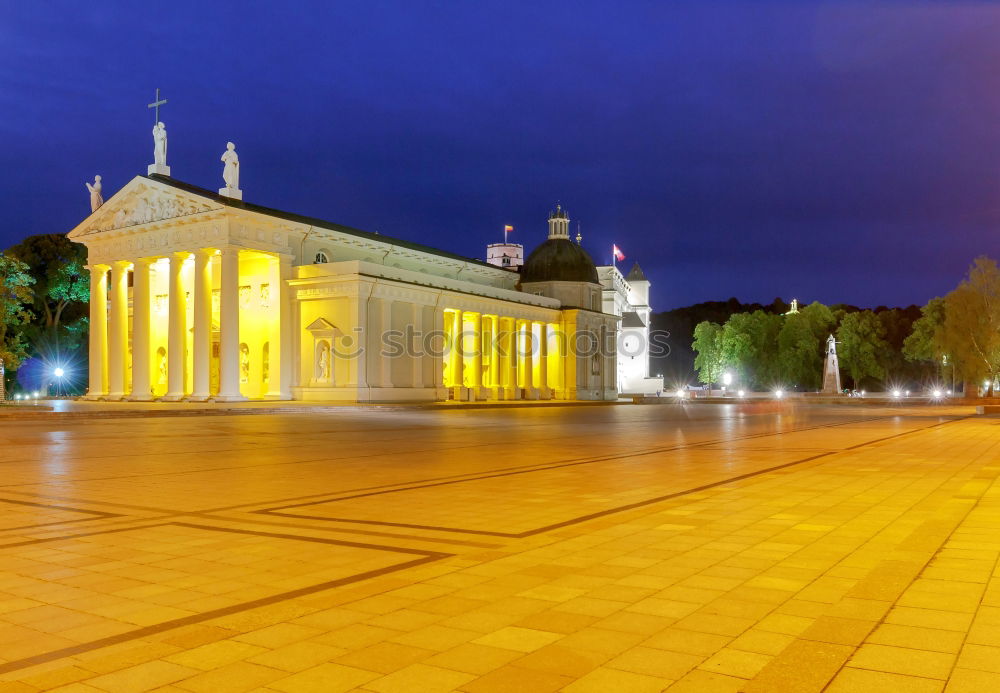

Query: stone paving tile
left=0, top=405, right=997, bottom=691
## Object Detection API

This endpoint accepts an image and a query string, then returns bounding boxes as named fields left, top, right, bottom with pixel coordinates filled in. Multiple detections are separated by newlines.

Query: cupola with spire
left=547, top=204, right=570, bottom=239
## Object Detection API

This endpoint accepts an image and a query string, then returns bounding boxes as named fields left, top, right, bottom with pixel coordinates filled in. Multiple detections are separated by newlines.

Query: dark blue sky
left=2, top=1, right=999, bottom=310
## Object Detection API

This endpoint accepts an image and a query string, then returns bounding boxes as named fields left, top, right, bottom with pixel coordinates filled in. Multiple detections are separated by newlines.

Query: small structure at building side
left=596, top=261, right=663, bottom=395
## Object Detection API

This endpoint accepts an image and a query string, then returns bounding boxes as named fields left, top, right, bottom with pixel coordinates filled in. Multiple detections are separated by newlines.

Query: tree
left=5, top=234, right=89, bottom=341
left=0, top=253, right=35, bottom=372
left=692, top=321, right=724, bottom=386
left=778, top=314, right=820, bottom=388
left=721, top=310, right=783, bottom=389
left=837, top=310, right=888, bottom=389
left=942, top=257, right=1000, bottom=396
left=774, top=302, right=834, bottom=390
left=5, top=235, right=90, bottom=379
left=903, top=298, right=951, bottom=386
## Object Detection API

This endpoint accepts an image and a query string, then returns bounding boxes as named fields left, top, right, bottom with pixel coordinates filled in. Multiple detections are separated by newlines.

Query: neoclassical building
left=69, top=174, right=619, bottom=402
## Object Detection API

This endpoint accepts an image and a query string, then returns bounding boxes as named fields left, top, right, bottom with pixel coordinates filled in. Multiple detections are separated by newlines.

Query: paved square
left=0, top=403, right=996, bottom=692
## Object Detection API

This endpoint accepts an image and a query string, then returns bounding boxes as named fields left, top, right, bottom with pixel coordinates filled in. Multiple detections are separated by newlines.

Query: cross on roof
left=147, top=88, right=167, bottom=123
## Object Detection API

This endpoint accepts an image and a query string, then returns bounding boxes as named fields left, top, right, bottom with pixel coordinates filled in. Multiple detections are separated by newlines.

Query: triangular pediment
left=305, top=318, right=342, bottom=337
left=68, top=176, right=223, bottom=240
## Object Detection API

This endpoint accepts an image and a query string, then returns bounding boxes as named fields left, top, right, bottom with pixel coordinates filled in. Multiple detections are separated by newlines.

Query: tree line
left=686, top=256, right=999, bottom=395
left=0, top=234, right=89, bottom=394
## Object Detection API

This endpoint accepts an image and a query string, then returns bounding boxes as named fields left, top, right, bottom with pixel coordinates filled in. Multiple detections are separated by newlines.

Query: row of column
left=445, top=311, right=557, bottom=400
left=88, top=247, right=288, bottom=402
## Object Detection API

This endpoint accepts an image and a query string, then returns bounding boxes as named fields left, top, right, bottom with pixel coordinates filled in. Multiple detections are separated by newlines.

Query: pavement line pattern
left=0, top=404, right=991, bottom=692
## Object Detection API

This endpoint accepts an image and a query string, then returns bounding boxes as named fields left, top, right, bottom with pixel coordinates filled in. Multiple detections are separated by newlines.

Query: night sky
left=2, top=1, right=999, bottom=310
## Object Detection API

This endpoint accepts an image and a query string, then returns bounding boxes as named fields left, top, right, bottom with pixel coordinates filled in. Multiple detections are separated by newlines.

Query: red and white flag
left=613, top=244, right=625, bottom=261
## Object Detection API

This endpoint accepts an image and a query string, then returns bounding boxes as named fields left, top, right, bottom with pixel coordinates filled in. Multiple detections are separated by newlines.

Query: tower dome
left=520, top=205, right=600, bottom=285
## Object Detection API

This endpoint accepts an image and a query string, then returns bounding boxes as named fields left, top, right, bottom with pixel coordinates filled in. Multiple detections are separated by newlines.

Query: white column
left=86, top=265, right=109, bottom=399
left=520, top=319, right=537, bottom=399
left=378, top=298, right=393, bottom=388
left=105, top=262, right=129, bottom=399
left=452, top=311, right=464, bottom=397
left=536, top=322, right=549, bottom=398
left=217, top=247, right=245, bottom=401
left=503, top=317, right=519, bottom=399
left=410, top=303, right=424, bottom=388
left=163, top=253, right=189, bottom=400
left=129, top=258, right=154, bottom=400
left=431, top=306, right=445, bottom=398
left=191, top=249, right=214, bottom=400
left=266, top=254, right=293, bottom=399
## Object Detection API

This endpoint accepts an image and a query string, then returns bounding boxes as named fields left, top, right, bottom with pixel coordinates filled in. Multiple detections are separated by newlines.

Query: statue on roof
left=85, top=175, right=103, bottom=212
left=221, top=142, right=239, bottom=191
left=152, top=122, right=167, bottom=167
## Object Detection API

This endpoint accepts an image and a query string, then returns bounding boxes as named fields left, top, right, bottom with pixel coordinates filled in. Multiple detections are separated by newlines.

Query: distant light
left=675, top=389, right=686, bottom=399
left=860, top=390, right=865, bottom=396
left=932, top=389, right=943, bottom=399
left=722, top=372, right=733, bottom=386
left=53, top=367, right=65, bottom=378
left=947, top=390, right=952, bottom=395
left=892, top=390, right=901, bottom=398
left=737, top=390, right=746, bottom=398
left=14, top=394, right=20, bottom=400
left=32, top=392, right=39, bottom=398
left=774, top=390, right=784, bottom=399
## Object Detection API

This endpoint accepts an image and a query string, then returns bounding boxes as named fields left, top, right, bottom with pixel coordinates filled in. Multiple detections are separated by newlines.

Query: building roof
left=625, top=262, right=647, bottom=282
left=146, top=174, right=496, bottom=269
left=520, top=238, right=600, bottom=284
left=621, top=311, right=646, bottom=328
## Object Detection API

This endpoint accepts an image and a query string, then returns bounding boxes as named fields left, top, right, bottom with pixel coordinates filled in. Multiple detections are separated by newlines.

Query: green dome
left=520, top=238, right=600, bottom=284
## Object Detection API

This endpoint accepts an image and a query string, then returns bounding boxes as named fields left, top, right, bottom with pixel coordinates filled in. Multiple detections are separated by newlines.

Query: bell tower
left=547, top=204, right=570, bottom=239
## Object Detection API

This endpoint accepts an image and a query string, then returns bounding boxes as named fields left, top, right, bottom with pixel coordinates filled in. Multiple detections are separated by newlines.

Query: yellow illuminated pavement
left=0, top=403, right=997, bottom=692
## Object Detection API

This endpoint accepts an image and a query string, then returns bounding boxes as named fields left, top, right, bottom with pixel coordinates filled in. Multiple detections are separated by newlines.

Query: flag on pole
left=613, top=244, right=625, bottom=261
left=504, top=225, right=514, bottom=233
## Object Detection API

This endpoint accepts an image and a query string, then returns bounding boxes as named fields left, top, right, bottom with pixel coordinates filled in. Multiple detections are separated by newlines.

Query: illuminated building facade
left=69, top=175, right=618, bottom=402
left=597, top=262, right=663, bottom=395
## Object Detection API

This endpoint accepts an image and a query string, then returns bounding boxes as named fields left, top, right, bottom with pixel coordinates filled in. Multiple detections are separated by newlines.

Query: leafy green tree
left=776, top=301, right=836, bottom=389
left=942, top=257, right=1000, bottom=396
left=778, top=314, right=820, bottom=388
left=721, top=310, right=783, bottom=389
left=5, top=234, right=89, bottom=339
left=692, top=321, right=724, bottom=386
left=837, top=310, right=888, bottom=389
left=903, top=298, right=951, bottom=385
left=0, top=253, right=35, bottom=372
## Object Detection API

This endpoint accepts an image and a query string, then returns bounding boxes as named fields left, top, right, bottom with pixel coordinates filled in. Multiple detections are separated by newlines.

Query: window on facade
left=314, top=251, right=329, bottom=264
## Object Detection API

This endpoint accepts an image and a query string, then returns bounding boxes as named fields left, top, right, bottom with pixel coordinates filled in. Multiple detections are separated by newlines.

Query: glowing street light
left=932, top=389, right=943, bottom=399
left=774, top=390, right=784, bottom=399
left=737, top=389, right=746, bottom=398
left=54, top=367, right=65, bottom=378
left=675, top=389, right=686, bottom=399
left=891, top=390, right=901, bottom=398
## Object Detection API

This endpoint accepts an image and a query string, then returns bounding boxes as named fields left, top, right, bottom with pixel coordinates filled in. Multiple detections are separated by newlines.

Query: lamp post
left=722, top=371, right=733, bottom=397
left=53, top=367, right=65, bottom=398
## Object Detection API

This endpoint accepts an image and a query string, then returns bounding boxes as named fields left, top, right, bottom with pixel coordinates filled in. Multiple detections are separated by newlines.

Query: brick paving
left=0, top=403, right=995, bottom=692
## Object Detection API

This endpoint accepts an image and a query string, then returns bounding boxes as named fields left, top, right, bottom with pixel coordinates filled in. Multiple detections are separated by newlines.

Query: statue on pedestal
left=153, top=122, right=167, bottom=166
left=821, top=334, right=842, bottom=394
left=85, top=175, right=103, bottom=212
left=219, top=142, right=242, bottom=199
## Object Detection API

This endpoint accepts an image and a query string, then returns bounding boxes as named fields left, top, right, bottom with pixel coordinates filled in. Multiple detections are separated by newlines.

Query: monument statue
left=85, top=175, right=103, bottom=212
left=219, top=142, right=242, bottom=199
left=222, top=142, right=239, bottom=189
left=821, top=334, right=842, bottom=394
left=153, top=122, right=168, bottom=167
